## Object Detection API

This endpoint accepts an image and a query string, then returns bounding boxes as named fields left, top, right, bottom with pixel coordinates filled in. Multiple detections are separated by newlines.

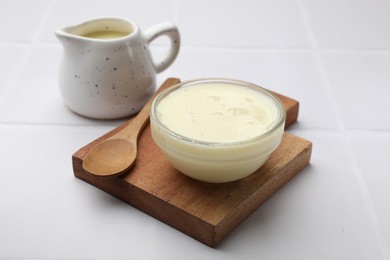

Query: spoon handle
left=115, top=78, right=180, bottom=140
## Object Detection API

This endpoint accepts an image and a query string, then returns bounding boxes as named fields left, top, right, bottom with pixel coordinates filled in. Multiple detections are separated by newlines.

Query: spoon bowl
left=82, top=139, right=136, bottom=177
left=82, top=78, right=180, bottom=177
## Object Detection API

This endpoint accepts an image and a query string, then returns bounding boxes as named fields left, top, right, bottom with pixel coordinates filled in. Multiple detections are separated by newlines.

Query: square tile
left=349, top=134, right=390, bottom=250
left=0, top=44, right=26, bottom=100
left=177, top=0, right=310, bottom=48
left=0, top=45, right=90, bottom=125
left=303, top=0, right=390, bottom=49
left=321, top=52, right=390, bottom=130
left=0, top=125, right=154, bottom=258
left=0, top=0, right=52, bottom=42
left=169, top=48, right=339, bottom=129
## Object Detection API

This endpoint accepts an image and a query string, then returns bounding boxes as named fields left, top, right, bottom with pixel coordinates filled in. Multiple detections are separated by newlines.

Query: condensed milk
left=150, top=79, right=286, bottom=183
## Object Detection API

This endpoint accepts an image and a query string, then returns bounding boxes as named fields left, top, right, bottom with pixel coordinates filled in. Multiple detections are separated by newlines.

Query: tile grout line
left=293, top=128, right=390, bottom=137
left=297, top=0, right=390, bottom=258
left=30, top=0, right=60, bottom=44
left=0, top=0, right=61, bottom=111
left=171, top=0, right=181, bottom=25
left=151, top=44, right=390, bottom=53
left=0, top=121, right=124, bottom=128
left=296, top=1, right=347, bottom=133
left=0, top=48, right=30, bottom=108
left=3, top=41, right=390, bottom=54
left=177, top=45, right=390, bottom=53
left=1, top=119, right=389, bottom=138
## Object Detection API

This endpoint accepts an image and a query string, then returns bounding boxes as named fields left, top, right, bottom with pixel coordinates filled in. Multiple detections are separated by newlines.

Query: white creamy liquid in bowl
left=150, top=79, right=285, bottom=183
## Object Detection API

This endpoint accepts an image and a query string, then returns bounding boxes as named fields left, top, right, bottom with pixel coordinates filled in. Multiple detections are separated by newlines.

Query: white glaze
left=56, top=17, right=180, bottom=119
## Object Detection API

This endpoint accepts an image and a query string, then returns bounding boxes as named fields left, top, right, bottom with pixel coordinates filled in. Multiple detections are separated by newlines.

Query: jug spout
left=55, top=28, right=73, bottom=45
left=55, top=22, right=92, bottom=45
left=55, top=17, right=136, bottom=44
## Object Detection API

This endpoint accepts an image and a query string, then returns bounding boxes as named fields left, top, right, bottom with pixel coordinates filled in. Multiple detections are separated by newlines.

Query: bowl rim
left=150, top=78, right=286, bottom=147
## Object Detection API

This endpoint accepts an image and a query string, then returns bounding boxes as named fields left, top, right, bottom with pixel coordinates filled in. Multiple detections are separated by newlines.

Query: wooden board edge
left=73, top=133, right=313, bottom=248
left=73, top=154, right=217, bottom=246
left=70, top=77, right=306, bottom=247
left=273, top=91, right=299, bottom=129
left=212, top=135, right=312, bottom=247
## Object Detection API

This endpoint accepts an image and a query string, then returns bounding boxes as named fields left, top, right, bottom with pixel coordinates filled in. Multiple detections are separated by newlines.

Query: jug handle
left=145, top=22, right=180, bottom=73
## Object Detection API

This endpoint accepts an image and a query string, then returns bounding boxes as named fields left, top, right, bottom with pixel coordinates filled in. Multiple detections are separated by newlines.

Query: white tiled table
left=1, top=0, right=389, bottom=259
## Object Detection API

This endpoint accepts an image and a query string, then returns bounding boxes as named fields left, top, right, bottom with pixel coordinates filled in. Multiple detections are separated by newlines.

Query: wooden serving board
left=72, top=78, right=312, bottom=247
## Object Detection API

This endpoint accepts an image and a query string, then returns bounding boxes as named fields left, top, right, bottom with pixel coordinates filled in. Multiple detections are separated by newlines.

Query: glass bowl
left=150, top=78, right=286, bottom=183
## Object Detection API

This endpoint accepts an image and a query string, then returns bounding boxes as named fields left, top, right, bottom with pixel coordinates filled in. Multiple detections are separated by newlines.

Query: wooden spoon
left=82, top=78, right=179, bottom=177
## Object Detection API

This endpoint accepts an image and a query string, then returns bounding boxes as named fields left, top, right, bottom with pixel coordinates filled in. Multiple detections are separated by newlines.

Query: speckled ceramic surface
left=56, top=17, right=180, bottom=119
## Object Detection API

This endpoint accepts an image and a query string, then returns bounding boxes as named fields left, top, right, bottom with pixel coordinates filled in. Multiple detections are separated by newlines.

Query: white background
left=1, top=0, right=390, bottom=259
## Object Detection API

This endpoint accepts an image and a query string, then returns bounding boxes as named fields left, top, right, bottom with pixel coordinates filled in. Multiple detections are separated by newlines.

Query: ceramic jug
left=55, top=17, right=180, bottom=119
